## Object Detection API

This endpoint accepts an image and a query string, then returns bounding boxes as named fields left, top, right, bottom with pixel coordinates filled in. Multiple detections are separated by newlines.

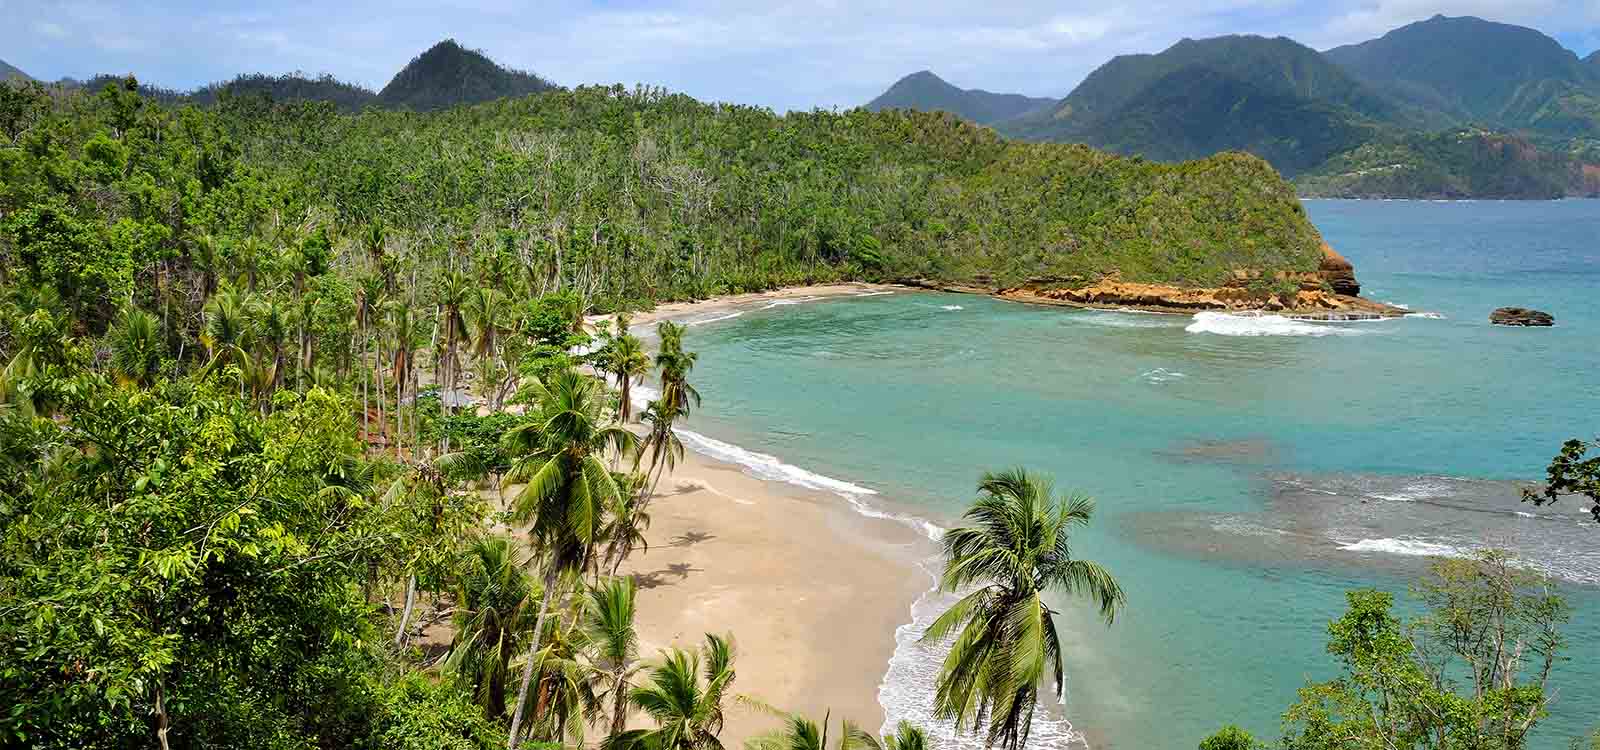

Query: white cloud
left=1, top=1, right=1598, bottom=110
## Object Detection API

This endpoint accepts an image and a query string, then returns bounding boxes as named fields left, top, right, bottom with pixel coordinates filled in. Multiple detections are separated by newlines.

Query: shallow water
left=673, top=200, right=1600, bottom=749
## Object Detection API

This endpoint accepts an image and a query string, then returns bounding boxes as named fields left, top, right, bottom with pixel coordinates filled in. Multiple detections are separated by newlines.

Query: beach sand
left=590, top=282, right=908, bottom=330
left=620, top=448, right=935, bottom=746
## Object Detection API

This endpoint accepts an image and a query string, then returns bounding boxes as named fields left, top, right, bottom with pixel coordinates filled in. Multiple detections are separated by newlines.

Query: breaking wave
left=1185, top=312, right=1367, bottom=337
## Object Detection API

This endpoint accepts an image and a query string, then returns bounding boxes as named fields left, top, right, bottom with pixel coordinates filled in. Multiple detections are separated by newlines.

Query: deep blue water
left=668, top=200, right=1600, bottom=749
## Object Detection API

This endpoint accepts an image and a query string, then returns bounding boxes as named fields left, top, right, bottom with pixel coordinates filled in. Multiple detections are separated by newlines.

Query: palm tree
left=604, top=634, right=736, bottom=750
left=464, top=286, right=514, bottom=409
left=445, top=537, right=541, bottom=722
left=582, top=577, right=644, bottom=738
left=923, top=468, right=1124, bottom=750
left=653, top=321, right=700, bottom=417
left=603, top=316, right=650, bottom=423
left=847, top=722, right=932, bottom=750
left=200, top=286, right=250, bottom=371
left=746, top=710, right=868, bottom=750
left=385, top=298, right=423, bottom=459
left=436, top=268, right=473, bottom=408
left=504, top=369, right=640, bottom=747
left=248, top=293, right=291, bottom=399
left=107, top=307, right=164, bottom=388
left=637, top=400, right=686, bottom=500
left=603, top=474, right=652, bottom=576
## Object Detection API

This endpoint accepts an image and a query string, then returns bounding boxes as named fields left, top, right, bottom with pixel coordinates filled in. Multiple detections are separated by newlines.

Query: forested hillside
left=994, top=35, right=1419, bottom=176
left=865, top=70, right=1054, bottom=125
left=1324, top=15, right=1600, bottom=136
left=0, top=60, right=28, bottom=81
left=1295, top=129, right=1600, bottom=198
left=377, top=40, right=557, bottom=111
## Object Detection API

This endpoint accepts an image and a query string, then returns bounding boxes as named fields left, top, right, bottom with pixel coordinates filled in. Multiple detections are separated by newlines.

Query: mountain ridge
left=995, top=34, right=1407, bottom=176
left=864, top=70, right=1054, bottom=125
left=1323, top=15, right=1600, bottom=135
left=0, top=59, right=29, bottom=81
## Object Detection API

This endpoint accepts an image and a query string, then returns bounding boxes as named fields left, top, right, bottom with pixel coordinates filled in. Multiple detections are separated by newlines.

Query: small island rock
left=1490, top=307, right=1554, bottom=327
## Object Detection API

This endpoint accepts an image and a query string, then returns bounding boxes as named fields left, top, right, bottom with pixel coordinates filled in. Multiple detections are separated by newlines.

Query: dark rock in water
left=1489, top=307, right=1554, bottom=326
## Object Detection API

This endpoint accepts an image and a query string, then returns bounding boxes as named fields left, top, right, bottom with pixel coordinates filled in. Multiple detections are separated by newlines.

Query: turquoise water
left=670, top=200, right=1600, bottom=749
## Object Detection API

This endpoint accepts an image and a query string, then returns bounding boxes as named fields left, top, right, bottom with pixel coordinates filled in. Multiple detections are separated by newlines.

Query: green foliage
left=1200, top=725, right=1263, bottom=750
left=1523, top=437, right=1600, bottom=523
left=366, top=674, right=505, bottom=750
left=1277, top=551, right=1569, bottom=750
left=605, top=633, right=737, bottom=750
left=0, top=382, right=485, bottom=748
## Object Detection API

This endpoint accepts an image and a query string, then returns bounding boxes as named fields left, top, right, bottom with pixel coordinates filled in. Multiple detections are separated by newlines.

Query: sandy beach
left=619, top=448, right=935, bottom=746
left=590, top=282, right=910, bottom=330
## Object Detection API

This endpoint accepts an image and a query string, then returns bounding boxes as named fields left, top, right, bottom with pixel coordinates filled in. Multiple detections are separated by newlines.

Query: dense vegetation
left=1295, top=129, right=1600, bottom=199
left=864, top=71, right=1053, bottom=126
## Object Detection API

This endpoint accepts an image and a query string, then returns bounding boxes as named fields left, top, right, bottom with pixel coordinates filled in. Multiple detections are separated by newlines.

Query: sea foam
left=1185, top=312, right=1366, bottom=337
left=1338, top=537, right=1465, bottom=557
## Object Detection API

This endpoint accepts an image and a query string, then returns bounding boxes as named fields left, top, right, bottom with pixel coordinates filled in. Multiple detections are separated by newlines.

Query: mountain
left=1296, top=128, right=1600, bottom=199
left=377, top=39, right=556, bottom=111
left=1589, top=51, right=1600, bottom=68
left=998, top=35, right=1412, bottom=176
left=1, top=59, right=30, bottom=81
left=1324, top=15, right=1600, bottom=136
left=193, top=73, right=377, bottom=112
left=865, top=70, right=1054, bottom=125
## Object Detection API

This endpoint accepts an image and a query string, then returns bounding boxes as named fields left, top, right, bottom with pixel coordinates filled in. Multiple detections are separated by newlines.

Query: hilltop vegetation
left=376, top=40, right=557, bottom=111
left=0, top=76, right=1316, bottom=320
left=865, top=70, right=1053, bottom=125
left=46, top=38, right=557, bottom=114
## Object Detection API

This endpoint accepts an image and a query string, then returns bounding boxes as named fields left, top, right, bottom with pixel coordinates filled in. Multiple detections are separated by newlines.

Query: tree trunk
left=155, top=679, right=171, bottom=750
left=394, top=574, right=417, bottom=647
left=508, top=567, right=559, bottom=748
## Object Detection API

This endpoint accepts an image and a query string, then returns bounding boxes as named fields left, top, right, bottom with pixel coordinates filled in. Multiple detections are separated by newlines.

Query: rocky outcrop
left=1490, top=307, right=1554, bottom=326
left=1318, top=243, right=1360, bottom=296
left=901, top=241, right=1411, bottom=318
left=995, top=279, right=1404, bottom=319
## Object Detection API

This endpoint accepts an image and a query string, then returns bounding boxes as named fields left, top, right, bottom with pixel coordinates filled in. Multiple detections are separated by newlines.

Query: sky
left=4, top=1, right=1599, bottom=112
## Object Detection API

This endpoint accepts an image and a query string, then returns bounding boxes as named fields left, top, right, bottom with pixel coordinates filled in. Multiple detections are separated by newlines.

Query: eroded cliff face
left=1317, top=243, right=1360, bottom=296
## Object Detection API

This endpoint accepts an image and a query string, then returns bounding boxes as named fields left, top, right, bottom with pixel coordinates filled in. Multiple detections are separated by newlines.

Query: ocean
left=663, top=200, right=1600, bottom=749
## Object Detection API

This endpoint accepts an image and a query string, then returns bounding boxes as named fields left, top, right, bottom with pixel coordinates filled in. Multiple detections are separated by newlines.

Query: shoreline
left=620, top=441, right=937, bottom=747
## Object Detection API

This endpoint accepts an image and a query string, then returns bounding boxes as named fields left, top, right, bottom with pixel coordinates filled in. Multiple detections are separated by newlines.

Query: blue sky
left=4, top=1, right=1598, bottom=112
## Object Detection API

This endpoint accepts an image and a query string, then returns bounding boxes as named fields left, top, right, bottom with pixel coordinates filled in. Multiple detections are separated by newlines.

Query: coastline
left=620, top=447, right=935, bottom=746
